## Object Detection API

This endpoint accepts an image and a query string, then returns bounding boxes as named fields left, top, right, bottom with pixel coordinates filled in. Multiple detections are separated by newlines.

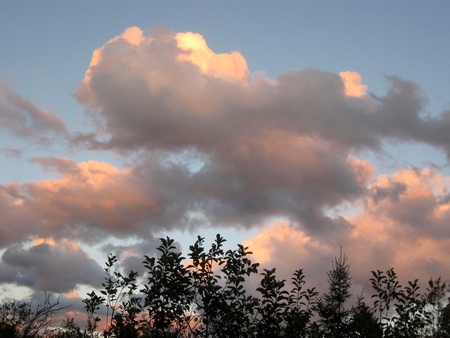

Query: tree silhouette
left=314, top=247, right=352, bottom=337
left=0, top=292, right=69, bottom=338
left=1, top=234, right=448, bottom=338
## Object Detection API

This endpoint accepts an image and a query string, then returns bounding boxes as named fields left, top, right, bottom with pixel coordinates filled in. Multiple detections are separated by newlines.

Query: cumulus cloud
left=0, top=151, right=368, bottom=254
left=67, top=26, right=450, bottom=240
left=0, top=81, right=67, bottom=143
left=3, top=25, right=450, bottom=300
left=243, top=221, right=337, bottom=293
left=73, top=26, right=450, bottom=158
left=243, top=167, right=450, bottom=295
left=5, top=26, right=450, bottom=245
left=0, top=158, right=161, bottom=247
left=0, top=238, right=103, bottom=293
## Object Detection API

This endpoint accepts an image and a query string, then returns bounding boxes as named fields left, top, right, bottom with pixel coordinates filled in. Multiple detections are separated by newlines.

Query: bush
left=2, top=235, right=449, bottom=337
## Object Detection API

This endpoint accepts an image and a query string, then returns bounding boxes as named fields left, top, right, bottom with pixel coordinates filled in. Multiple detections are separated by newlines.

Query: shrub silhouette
left=1, top=235, right=449, bottom=337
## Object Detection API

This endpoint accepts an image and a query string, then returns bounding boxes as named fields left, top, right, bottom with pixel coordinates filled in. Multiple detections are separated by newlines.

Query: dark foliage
left=1, top=235, right=450, bottom=338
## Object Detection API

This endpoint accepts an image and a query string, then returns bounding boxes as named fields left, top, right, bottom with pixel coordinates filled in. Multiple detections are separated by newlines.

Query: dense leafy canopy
left=1, top=235, right=449, bottom=337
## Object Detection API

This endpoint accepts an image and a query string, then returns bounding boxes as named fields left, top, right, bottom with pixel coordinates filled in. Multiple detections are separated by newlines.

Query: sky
left=1, top=0, right=450, bottom=320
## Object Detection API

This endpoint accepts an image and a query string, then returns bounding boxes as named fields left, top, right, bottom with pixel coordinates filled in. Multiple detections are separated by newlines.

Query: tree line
left=1, top=234, right=450, bottom=337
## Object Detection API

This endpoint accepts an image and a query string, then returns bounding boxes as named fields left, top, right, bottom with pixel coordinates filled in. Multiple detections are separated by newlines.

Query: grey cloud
left=128, top=144, right=362, bottom=236
left=73, top=43, right=445, bottom=156
left=30, top=157, right=81, bottom=175
left=0, top=241, right=104, bottom=293
left=0, top=146, right=360, bottom=246
left=370, top=181, right=407, bottom=204
left=387, top=192, right=436, bottom=231
left=0, top=148, right=22, bottom=158
left=101, top=238, right=174, bottom=276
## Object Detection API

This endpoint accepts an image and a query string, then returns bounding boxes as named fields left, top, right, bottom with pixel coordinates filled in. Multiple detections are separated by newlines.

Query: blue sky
left=1, top=0, right=450, bottom=318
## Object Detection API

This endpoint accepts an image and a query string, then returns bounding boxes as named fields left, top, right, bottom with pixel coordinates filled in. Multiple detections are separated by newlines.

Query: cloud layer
left=244, top=167, right=450, bottom=294
left=1, top=26, right=450, bottom=296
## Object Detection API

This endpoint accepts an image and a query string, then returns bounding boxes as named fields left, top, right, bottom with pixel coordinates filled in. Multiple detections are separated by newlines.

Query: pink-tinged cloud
left=4, top=26, right=450, bottom=299
left=339, top=71, right=367, bottom=97
left=21, top=27, right=448, bottom=241
left=0, top=158, right=161, bottom=247
left=63, top=290, right=81, bottom=299
left=344, top=169, right=450, bottom=290
left=69, top=26, right=450, bottom=240
left=0, top=81, right=67, bottom=142
left=242, top=221, right=339, bottom=293
left=0, top=146, right=369, bottom=248
left=175, top=32, right=249, bottom=81
left=5, top=26, right=450, bottom=246
left=241, top=167, right=450, bottom=296
left=73, top=26, right=450, bottom=161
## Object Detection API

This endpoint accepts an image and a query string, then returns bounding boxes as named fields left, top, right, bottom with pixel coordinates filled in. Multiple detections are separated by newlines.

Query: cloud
left=0, top=148, right=21, bottom=158
left=175, top=31, right=249, bottom=81
left=73, top=26, right=450, bottom=161
left=3, top=25, right=450, bottom=300
left=242, top=221, right=342, bottom=294
left=0, top=81, right=67, bottom=143
left=100, top=238, right=177, bottom=276
left=30, top=157, right=80, bottom=175
left=339, top=71, right=367, bottom=97
left=69, top=27, right=385, bottom=235
left=346, top=169, right=450, bottom=290
left=8, top=26, right=450, bottom=243
left=242, top=167, right=450, bottom=296
left=0, top=159, right=160, bottom=247
left=0, top=238, right=103, bottom=293
left=0, top=147, right=370, bottom=252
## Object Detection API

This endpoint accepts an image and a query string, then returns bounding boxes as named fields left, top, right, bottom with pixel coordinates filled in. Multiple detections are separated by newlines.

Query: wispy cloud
left=0, top=81, right=67, bottom=143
